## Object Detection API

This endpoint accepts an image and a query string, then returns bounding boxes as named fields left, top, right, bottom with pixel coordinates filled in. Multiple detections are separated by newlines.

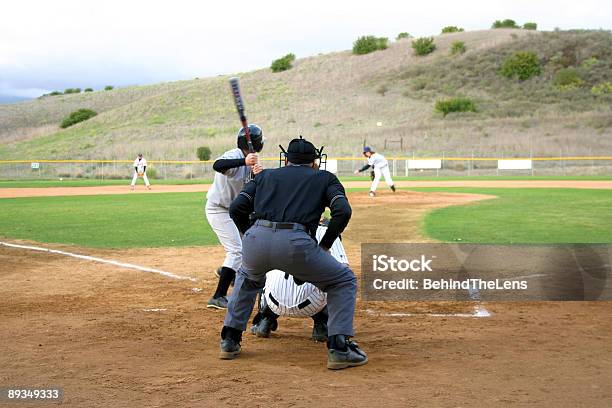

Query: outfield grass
left=0, top=193, right=216, bottom=248
left=2, top=175, right=612, bottom=189
left=0, top=178, right=212, bottom=188
left=416, top=188, right=612, bottom=243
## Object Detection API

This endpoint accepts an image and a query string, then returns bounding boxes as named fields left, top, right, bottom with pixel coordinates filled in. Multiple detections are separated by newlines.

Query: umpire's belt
left=255, top=219, right=307, bottom=232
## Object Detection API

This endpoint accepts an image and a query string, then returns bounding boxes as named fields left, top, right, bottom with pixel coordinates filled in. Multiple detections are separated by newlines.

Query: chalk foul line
left=0, top=241, right=197, bottom=282
left=366, top=305, right=492, bottom=318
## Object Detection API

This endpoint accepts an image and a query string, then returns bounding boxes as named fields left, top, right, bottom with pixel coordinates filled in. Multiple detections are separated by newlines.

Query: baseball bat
left=229, top=77, right=255, bottom=153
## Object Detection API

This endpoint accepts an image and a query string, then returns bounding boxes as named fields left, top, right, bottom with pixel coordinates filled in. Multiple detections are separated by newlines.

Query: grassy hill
left=0, top=29, right=610, bottom=161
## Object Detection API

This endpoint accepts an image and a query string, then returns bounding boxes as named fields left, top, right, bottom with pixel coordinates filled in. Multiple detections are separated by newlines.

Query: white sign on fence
left=326, top=159, right=338, bottom=174
left=31, top=162, right=40, bottom=169
left=407, top=159, right=442, bottom=170
left=498, top=159, right=532, bottom=170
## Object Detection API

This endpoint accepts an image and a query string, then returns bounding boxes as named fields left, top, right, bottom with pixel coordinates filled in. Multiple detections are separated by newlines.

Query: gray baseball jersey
left=206, top=148, right=250, bottom=208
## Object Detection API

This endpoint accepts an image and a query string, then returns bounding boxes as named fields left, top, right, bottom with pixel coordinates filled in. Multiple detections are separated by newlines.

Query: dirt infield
left=1, top=190, right=611, bottom=407
left=2, top=179, right=612, bottom=198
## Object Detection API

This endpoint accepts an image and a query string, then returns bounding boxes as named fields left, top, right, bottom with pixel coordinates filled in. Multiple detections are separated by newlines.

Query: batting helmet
left=237, top=124, right=265, bottom=152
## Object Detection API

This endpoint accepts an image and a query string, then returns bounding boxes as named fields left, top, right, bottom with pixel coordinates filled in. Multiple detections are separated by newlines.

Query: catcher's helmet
left=237, top=124, right=265, bottom=152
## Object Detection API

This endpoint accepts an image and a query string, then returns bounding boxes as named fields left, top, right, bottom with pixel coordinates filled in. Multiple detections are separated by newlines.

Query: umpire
left=219, top=136, right=367, bottom=370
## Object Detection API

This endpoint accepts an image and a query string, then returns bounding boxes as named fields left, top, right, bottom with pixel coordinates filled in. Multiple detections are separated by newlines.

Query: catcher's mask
left=278, top=135, right=327, bottom=170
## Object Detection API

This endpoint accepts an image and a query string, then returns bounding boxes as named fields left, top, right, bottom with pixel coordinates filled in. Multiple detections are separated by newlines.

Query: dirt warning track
left=1, top=179, right=612, bottom=198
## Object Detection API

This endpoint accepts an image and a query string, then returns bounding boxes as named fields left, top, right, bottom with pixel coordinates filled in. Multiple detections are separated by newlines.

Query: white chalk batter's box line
left=365, top=305, right=492, bottom=318
left=0, top=241, right=198, bottom=282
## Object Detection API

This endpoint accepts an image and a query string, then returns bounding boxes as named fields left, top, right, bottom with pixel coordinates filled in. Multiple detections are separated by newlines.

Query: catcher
left=250, top=219, right=349, bottom=342
left=130, top=153, right=151, bottom=190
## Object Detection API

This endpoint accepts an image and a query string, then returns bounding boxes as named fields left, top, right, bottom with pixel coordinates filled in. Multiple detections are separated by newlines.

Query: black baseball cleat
left=219, top=338, right=241, bottom=359
left=312, top=321, right=328, bottom=342
left=390, top=185, right=396, bottom=193
left=252, top=316, right=277, bottom=338
left=207, top=296, right=228, bottom=309
left=327, top=337, right=368, bottom=370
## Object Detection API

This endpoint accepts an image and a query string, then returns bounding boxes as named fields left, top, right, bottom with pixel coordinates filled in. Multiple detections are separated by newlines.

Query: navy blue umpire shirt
left=229, top=164, right=352, bottom=249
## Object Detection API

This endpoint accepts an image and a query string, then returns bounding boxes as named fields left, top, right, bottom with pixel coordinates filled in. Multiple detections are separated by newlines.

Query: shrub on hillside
left=591, top=82, right=612, bottom=95
left=523, top=22, right=537, bottom=30
left=553, top=68, right=584, bottom=90
left=377, top=84, right=388, bottom=96
left=196, top=146, right=212, bottom=161
left=271, top=53, right=296, bottom=72
left=492, top=19, right=519, bottom=29
left=146, top=166, right=158, bottom=179
left=451, top=41, right=466, bottom=55
left=353, top=36, right=388, bottom=55
left=64, top=88, right=81, bottom=94
left=435, top=97, right=476, bottom=117
left=441, top=26, right=464, bottom=34
left=84, top=88, right=93, bottom=92
left=49, top=91, right=62, bottom=96
left=396, top=32, right=410, bottom=40
left=411, top=37, right=436, bottom=56
left=60, top=108, right=97, bottom=128
left=104, top=85, right=114, bottom=91
left=500, top=51, right=541, bottom=81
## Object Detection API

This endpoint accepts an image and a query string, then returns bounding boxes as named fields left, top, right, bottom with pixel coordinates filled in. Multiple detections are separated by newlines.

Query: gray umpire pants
left=224, top=221, right=357, bottom=337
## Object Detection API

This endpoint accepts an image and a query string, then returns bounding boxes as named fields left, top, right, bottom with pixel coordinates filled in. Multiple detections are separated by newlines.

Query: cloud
left=1, top=0, right=610, bottom=99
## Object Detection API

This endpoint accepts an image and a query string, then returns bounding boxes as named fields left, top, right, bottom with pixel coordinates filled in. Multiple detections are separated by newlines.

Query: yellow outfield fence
left=1, top=156, right=612, bottom=180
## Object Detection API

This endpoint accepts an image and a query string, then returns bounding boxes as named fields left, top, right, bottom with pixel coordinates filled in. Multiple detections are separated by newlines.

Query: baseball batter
left=250, top=221, right=349, bottom=342
left=354, top=146, right=395, bottom=197
left=220, top=136, right=367, bottom=370
left=130, top=153, right=151, bottom=190
left=205, top=124, right=264, bottom=309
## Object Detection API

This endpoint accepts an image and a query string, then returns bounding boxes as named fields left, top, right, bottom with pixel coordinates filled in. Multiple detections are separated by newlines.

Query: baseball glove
left=138, top=172, right=144, bottom=177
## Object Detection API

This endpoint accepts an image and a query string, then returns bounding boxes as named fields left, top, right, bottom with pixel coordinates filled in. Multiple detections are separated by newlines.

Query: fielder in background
left=354, top=146, right=395, bottom=197
left=131, top=153, right=151, bottom=190
left=205, top=125, right=265, bottom=309
left=250, top=219, right=349, bottom=342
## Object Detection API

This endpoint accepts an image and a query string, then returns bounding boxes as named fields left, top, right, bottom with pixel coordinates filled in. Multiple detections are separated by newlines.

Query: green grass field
left=2, top=175, right=611, bottom=188
left=417, top=188, right=612, bottom=243
left=0, top=193, right=216, bottom=248
left=0, top=179, right=211, bottom=188
left=1, top=188, right=611, bottom=248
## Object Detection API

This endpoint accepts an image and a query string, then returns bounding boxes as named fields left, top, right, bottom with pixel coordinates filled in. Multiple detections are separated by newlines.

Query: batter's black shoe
left=327, top=336, right=368, bottom=370
left=207, top=296, right=228, bottom=309
left=219, top=338, right=241, bottom=359
left=390, top=185, right=396, bottom=193
left=252, top=316, right=277, bottom=338
left=312, top=321, right=328, bottom=342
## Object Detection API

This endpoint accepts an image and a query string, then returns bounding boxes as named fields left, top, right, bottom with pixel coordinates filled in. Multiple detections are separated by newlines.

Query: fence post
left=405, top=159, right=408, bottom=176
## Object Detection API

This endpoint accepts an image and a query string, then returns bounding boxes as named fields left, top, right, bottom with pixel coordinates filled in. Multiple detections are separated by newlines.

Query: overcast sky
left=1, top=0, right=609, bottom=102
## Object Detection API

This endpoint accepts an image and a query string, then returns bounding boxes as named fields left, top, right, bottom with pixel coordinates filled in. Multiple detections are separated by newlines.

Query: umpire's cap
left=286, top=136, right=318, bottom=164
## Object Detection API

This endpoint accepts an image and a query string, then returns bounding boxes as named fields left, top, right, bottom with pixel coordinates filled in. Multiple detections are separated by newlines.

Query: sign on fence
left=30, top=162, right=40, bottom=169
left=326, top=159, right=338, bottom=174
left=408, top=159, right=442, bottom=170
left=498, top=159, right=532, bottom=170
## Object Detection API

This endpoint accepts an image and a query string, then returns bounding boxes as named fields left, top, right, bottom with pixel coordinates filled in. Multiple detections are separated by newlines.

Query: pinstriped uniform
left=264, top=225, right=348, bottom=318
